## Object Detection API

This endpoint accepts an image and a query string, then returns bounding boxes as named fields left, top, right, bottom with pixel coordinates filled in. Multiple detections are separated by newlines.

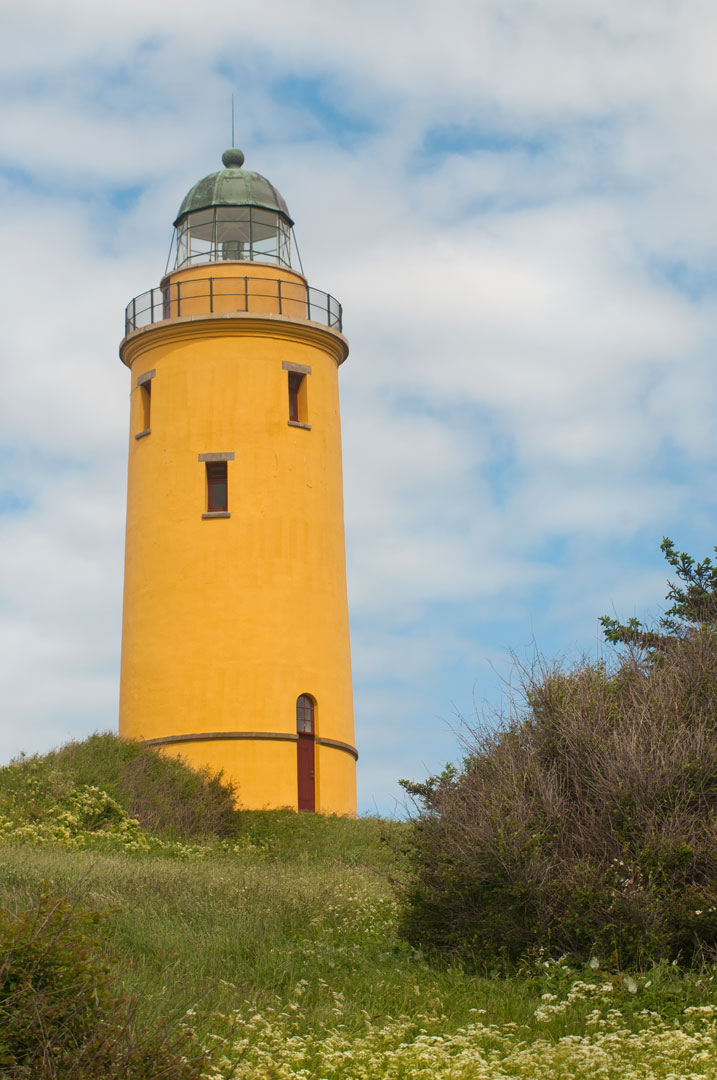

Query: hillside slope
left=1, top=736, right=716, bottom=1078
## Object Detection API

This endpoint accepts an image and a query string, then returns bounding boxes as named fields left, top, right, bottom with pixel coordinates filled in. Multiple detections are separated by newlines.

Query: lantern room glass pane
left=251, top=209, right=279, bottom=242
left=173, top=207, right=293, bottom=269
left=188, top=208, right=215, bottom=241
left=215, top=207, right=250, bottom=261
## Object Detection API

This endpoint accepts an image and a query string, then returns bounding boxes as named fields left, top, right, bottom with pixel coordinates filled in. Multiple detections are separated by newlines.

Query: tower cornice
left=119, top=311, right=349, bottom=369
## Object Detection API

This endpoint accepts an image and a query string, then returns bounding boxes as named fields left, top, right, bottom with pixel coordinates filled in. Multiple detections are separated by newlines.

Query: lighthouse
left=118, top=148, right=357, bottom=815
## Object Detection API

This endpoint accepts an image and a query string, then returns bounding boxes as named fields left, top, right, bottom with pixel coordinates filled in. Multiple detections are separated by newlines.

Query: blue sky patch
left=0, top=492, right=30, bottom=514
left=270, top=75, right=376, bottom=144
left=420, top=122, right=556, bottom=163
left=649, top=256, right=717, bottom=301
left=106, top=185, right=146, bottom=212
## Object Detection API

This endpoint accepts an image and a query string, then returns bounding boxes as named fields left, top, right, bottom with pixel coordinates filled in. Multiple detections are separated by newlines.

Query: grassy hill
left=1, top=735, right=717, bottom=1078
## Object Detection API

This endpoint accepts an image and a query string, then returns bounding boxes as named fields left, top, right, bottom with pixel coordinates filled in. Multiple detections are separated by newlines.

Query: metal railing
left=125, top=276, right=343, bottom=336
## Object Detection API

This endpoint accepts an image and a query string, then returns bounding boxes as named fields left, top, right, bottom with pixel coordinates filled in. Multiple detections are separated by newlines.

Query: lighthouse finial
left=222, top=147, right=245, bottom=168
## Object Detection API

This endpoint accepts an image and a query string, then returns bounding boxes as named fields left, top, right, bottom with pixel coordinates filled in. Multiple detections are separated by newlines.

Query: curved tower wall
left=119, top=260, right=357, bottom=814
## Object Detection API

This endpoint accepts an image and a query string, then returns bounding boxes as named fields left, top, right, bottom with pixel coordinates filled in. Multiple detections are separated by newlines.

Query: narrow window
left=139, top=380, right=151, bottom=430
left=283, top=362, right=311, bottom=429
left=296, top=694, right=315, bottom=734
left=206, top=461, right=228, bottom=512
left=288, top=372, right=303, bottom=423
left=135, top=370, right=155, bottom=440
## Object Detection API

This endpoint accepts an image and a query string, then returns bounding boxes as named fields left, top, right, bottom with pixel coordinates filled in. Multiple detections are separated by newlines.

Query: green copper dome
left=174, top=148, right=293, bottom=226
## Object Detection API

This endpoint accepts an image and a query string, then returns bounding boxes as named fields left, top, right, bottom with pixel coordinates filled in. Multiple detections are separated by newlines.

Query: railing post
left=132, top=297, right=136, bottom=331
left=176, top=281, right=181, bottom=317
left=150, top=289, right=154, bottom=324
left=209, top=277, right=213, bottom=313
left=244, top=276, right=248, bottom=313
left=277, top=278, right=282, bottom=315
left=306, top=285, right=311, bottom=321
left=326, top=292, right=330, bottom=326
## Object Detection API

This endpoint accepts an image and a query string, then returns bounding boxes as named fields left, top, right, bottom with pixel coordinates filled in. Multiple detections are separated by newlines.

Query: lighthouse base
left=140, top=732, right=358, bottom=815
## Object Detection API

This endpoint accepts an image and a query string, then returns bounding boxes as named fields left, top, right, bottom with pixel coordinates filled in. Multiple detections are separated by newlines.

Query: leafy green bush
left=601, top=536, right=717, bottom=651
left=0, top=884, right=201, bottom=1078
left=0, top=784, right=150, bottom=851
left=0, top=733, right=241, bottom=840
left=400, top=630, right=717, bottom=970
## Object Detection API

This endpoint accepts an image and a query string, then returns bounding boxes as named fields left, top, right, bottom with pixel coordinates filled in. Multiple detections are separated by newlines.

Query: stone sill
left=135, top=429, right=151, bottom=440
left=202, top=511, right=231, bottom=519
left=288, top=420, right=311, bottom=430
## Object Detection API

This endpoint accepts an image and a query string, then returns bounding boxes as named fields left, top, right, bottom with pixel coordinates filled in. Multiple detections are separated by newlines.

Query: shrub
left=118, top=744, right=240, bottom=839
left=0, top=883, right=202, bottom=1078
left=400, top=630, right=717, bottom=970
left=0, top=784, right=150, bottom=851
left=0, top=733, right=241, bottom=840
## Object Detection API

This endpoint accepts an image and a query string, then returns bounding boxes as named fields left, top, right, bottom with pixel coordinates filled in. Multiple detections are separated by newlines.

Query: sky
left=2, top=0, right=717, bottom=814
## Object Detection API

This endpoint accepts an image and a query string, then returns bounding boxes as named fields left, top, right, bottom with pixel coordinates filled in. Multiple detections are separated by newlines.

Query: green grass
left=3, top=831, right=717, bottom=1078
left=2, top=738, right=717, bottom=1077
left=0, top=733, right=241, bottom=840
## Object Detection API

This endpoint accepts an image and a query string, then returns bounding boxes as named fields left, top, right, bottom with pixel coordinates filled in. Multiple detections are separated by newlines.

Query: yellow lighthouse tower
left=118, top=147, right=357, bottom=815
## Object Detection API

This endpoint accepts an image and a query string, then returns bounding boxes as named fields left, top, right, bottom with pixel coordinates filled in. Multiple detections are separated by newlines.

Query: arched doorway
left=296, top=694, right=316, bottom=812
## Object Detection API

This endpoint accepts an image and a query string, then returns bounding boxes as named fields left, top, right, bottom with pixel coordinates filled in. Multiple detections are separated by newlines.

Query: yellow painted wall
left=159, top=263, right=313, bottom=322
left=119, top=262, right=356, bottom=815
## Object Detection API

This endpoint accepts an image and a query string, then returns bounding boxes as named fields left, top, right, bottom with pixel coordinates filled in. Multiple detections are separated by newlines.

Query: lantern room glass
left=173, top=207, right=293, bottom=270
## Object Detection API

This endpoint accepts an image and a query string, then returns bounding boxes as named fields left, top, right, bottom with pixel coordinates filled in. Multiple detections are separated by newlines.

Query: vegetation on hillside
left=0, top=733, right=241, bottom=851
left=401, top=539, right=717, bottom=971
left=3, top=821, right=717, bottom=1079
left=3, top=539, right=717, bottom=1075
left=601, top=536, right=717, bottom=651
left=0, top=884, right=201, bottom=1079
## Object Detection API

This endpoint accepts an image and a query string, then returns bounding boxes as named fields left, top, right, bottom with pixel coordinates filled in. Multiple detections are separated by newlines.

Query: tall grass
left=2, top=831, right=716, bottom=1079
left=0, top=880, right=202, bottom=1079
left=2, top=736, right=717, bottom=1076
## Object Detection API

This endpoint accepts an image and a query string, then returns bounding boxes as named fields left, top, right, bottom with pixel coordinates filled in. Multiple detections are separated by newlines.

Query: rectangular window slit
left=288, top=372, right=304, bottom=423
left=206, top=461, right=228, bottom=512
left=139, top=380, right=151, bottom=433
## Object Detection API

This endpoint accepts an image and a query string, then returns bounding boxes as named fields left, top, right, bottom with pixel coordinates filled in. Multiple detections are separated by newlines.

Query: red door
left=297, top=733, right=315, bottom=811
